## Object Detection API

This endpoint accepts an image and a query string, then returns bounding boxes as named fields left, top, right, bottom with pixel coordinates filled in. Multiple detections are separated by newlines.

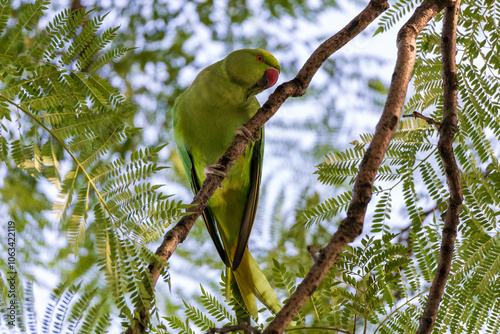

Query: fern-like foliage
left=301, top=117, right=436, bottom=231
left=167, top=233, right=424, bottom=334
left=375, top=0, right=420, bottom=35
left=296, top=190, right=352, bottom=228
left=0, top=2, right=186, bottom=331
left=285, top=233, right=414, bottom=333
left=0, top=280, right=112, bottom=334
left=164, top=280, right=249, bottom=334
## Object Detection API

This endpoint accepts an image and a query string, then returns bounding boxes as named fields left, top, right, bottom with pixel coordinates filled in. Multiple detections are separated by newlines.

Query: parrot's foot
left=204, top=164, right=228, bottom=182
left=235, top=125, right=259, bottom=141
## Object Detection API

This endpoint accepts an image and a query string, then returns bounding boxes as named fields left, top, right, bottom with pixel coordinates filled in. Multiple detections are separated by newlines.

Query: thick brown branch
left=125, top=1, right=389, bottom=333
left=415, top=1, right=462, bottom=333
left=262, top=1, right=450, bottom=333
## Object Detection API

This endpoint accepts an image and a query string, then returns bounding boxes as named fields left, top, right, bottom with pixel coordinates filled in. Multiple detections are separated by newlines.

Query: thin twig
left=403, top=111, right=441, bottom=129
left=262, top=1, right=451, bottom=333
left=124, top=1, right=390, bottom=333
left=397, top=204, right=438, bottom=246
left=374, top=290, right=429, bottom=334
left=421, top=205, right=439, bottom=218
left=207, top=323, right=260, bottom=334
left=307, top=246, right=322, bottom=264
left=415, top=1, right=463, bottom=333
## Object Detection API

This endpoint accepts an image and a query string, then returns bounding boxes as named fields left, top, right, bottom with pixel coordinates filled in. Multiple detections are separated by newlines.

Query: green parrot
left=173, top=49, right=281, bottom=317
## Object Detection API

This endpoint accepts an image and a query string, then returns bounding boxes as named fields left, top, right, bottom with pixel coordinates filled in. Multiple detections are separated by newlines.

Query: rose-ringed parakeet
left=173, top=49, right=281, bottom=317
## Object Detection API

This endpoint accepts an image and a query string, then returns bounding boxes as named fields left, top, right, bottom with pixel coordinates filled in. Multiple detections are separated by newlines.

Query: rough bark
left=415, top=1, right=463, bottom=333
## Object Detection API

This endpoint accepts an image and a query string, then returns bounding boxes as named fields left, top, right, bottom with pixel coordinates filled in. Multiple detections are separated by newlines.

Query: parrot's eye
left=256, top=55, right=264, bottom=62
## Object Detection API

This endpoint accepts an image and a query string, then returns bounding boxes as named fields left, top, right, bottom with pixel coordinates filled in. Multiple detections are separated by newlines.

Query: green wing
left=176, top=141, right=229, bottom=267
left=232, top=127, right=264, bottom=271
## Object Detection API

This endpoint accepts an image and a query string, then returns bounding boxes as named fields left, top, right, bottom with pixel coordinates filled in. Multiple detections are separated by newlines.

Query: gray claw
left=204, top=164, right=228, bottom=180
left=235, top=125, right=259, bottom=141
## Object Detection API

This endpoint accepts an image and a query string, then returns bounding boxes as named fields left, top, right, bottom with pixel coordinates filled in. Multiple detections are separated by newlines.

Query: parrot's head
left=224, top=49, right=280, bottom=97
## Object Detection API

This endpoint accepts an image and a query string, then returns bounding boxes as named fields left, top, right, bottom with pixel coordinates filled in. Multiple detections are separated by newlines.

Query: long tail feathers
left=232, top=250, right=281, bottom=318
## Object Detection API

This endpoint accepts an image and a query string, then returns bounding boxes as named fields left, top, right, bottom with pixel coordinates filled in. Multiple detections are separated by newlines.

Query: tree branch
left=207, top=323, right=261, bottom=334
left=262, top=0, right=451, bottom=333
left=307, top=246, right=322, bottom=264
left=125, top=1, right=389, bottom=333
left=403, top=111, right=441, bottom=129
left=415, top=1, right=463, bottom=333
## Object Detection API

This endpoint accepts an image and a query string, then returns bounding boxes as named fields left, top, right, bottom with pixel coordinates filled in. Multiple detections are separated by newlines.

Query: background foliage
left=0, top=0, right=499, bottom=333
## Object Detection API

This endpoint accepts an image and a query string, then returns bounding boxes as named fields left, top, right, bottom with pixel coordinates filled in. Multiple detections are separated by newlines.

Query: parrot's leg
left=204, top=164, right=228, bottom=179
left=235, top=125, right=259, bottom=141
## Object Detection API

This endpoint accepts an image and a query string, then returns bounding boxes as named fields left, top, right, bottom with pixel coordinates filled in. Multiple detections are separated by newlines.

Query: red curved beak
left=265, top=68, right=279, bottom=88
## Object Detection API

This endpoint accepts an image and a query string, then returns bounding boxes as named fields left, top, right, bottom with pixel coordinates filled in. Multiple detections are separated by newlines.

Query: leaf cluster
left=0, top=1, right=186, bottom=332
